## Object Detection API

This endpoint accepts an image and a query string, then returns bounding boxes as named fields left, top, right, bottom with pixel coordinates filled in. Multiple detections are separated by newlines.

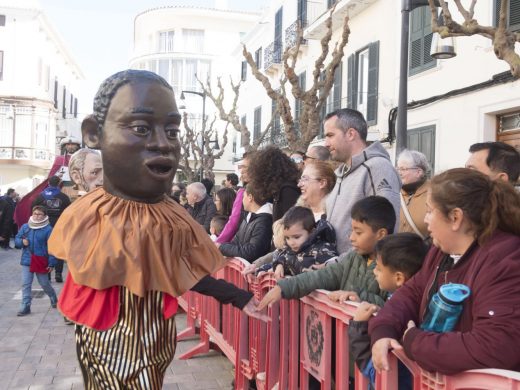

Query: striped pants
left=75, top=288, right=177, bottom=389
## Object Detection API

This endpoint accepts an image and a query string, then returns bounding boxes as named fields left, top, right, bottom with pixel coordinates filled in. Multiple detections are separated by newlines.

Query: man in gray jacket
left=323, top=108, right=400, bottom=254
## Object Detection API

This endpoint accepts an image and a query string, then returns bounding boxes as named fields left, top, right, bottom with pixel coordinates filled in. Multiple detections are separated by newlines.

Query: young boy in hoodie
left=218, top=183, right=273, bottom=262
left=271, top=206, right=337, bottom=279
left=348, top=233, right=428, bottom=388
left=257, top=196, right=396, bottom=310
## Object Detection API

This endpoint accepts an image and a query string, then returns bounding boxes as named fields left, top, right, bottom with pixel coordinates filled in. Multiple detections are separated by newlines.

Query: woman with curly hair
left=247, top=146, right=301, bottom=222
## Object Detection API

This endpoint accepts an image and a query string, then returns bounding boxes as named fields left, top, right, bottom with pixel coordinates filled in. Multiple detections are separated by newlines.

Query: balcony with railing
left=285, top=20, right=308, bottom=51
left=264, top=41, right=283, bottom=73
left=303, top=0, right=377, bottom=40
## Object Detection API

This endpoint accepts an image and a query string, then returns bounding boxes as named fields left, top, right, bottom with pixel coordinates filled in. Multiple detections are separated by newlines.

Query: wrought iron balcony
left=285, top=20, right=307, bottom=50
left=264, top=40, right=283, bottom=72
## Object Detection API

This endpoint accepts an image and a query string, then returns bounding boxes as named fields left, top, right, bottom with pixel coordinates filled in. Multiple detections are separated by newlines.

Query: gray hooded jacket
left=325, top=141, right=401, bottom=254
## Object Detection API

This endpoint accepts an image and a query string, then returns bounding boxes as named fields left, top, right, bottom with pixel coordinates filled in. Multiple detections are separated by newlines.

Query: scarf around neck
left=28, top=216, right=49, bottom=229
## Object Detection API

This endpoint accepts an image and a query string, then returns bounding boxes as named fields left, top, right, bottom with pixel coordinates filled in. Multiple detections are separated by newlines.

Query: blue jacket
left=15, top=224, right=57, bottom=267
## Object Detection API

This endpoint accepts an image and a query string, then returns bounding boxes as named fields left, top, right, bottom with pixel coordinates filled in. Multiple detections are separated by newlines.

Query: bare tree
left=178, top=112, right=229, bottom=182
left=241, top=7, right=351, bottom=152
left=428, top=0, right=520, bottom=77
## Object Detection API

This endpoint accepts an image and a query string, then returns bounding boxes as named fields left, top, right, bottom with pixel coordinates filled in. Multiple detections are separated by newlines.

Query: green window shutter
left=366, top=41, right=379, bottom=126
left=347, top=53, right=357, bottom=109
left=333, top=63, right=342, bottom=110
left=407, top=125, right=436, bottom=171
left=254, top=106, right=262, bottom=141
left=496, top=0, right=520, bottom=31
left=294, top=72, right=306, bottom=136
left=409, top=6, right=436, bottom=76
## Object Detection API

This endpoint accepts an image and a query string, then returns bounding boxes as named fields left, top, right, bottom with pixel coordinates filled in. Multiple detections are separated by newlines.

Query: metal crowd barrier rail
left=177, top=259, right=520, bottom=390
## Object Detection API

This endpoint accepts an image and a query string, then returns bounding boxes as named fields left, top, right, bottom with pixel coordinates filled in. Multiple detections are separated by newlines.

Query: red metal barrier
left=176, top=260, right=520, bottom=390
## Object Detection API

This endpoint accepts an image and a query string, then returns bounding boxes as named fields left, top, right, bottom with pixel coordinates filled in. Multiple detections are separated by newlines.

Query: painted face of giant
left=92, top=80, right=181, bottom=203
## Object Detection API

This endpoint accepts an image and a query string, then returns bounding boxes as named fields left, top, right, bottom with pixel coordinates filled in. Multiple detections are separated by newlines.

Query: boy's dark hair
left=211, top=215, right=228, bottom=236
left=469, top=142, right=520, bottom=183
left=48, top=176, right=61, bottom=187
left=351, top=196, right=396, bottom=234
left=226, top=173, right=239, bottom=186
left=201, top=178, right=214, bottom=195
left=283, top=206, right=316, bottom=232
left=32, top=205, right=47, bottom=215
left=245, top=183, right=268, bottom=206
left=375, top=233, right=428, bottom=278
left=7, top=188, right=15, bottom=196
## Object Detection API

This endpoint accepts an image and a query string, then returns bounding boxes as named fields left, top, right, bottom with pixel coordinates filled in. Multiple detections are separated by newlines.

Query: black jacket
left=185, top=194, right=217, bottom=233
left=0, top=196, right=15, bottom=240
left=32, top=187, right=71, bottom=227
left=219, top=211, right=273, bottom=262
left=272, top=182, right=300, bottom=222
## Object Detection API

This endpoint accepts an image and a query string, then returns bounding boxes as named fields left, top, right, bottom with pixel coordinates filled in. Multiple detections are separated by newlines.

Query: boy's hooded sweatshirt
left=325, top=142, right=401, bottom=254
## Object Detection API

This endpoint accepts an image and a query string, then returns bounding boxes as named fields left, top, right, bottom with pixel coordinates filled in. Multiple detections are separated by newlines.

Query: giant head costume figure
left=69, top=148, right=103, bottom=195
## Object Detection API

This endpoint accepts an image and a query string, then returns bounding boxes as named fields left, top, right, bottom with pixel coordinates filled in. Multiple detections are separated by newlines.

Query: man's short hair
left=469, top=142, right=520, bottom=183
left=7, top=188, right=15, bottom=196
left=375, top=233, right=428, bottom=278
left=48, top=176, right=61, bottom=187
left=188, top=182, right=207, bottom=199
left=307, top=145, right=330, bottom=161
left=351, top=196, right=396, bottom=234
left=324, top=108, right=368, bottom=141
left=226, top=173, right=239, bottom=186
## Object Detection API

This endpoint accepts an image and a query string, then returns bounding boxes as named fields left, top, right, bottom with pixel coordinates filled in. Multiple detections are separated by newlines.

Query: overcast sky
left=39, top=0, right=264, bottom=117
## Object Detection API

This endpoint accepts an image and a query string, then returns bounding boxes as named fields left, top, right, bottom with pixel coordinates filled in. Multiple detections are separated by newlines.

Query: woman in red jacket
left=370, top=168, right=520, bottom=375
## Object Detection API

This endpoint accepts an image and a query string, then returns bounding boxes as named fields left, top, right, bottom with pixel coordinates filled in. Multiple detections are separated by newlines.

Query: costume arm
left=216, top=189, right=244, bottom=244
left=191, top=275, right=253, bottom=309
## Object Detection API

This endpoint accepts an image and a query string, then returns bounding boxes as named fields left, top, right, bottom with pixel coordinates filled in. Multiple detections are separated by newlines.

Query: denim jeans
left=21, top=265, right=57, bottom=310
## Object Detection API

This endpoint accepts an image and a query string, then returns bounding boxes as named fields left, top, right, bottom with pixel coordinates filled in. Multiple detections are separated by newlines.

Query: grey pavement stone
left=0, top=247, right=235, bottom=389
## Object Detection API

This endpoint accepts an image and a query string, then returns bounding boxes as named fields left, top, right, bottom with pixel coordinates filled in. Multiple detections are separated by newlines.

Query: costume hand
left=403, top=320, right=416, bottom=338
left=274, top=264, right=284, bottom=280
left=22, top=238, right=29, bottom=246
left=372, top=338, right=403, bottom=372
left=256, top=285, right=282, bottom=311
left=242, top=298, right=270, bottom=322
left=353, top=302, right=380, bottom=321
left=328, top=290, right=360, bottom=303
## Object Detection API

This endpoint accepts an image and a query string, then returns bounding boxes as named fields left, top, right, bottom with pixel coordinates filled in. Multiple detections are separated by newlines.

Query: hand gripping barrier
left=177, top=260, right=520, bottom=390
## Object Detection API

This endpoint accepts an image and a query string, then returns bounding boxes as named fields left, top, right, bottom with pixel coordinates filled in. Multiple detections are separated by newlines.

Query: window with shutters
left=494, top=0, right=520, bottom=31
left=294, top=72, right=306, bottom=135
left=53, top=79, right=58, bottom=108
left=255, top=48, right=262, bottom=68
left=347, top=41, right=379, bottom=126
left=0, top=51, right=4, bottom=81
left=326, top=64, right=342, bottom=114
left=409, top=6, right=436, bottom=76
left=272, top=98, right=280, bottom=138
left=158, top=31, right=175, bottom=53
left=297, top=0, right=307, bottom=28
left=253, top=107, right=262, bottom=141
left=241, top=61, right=247, bottom=81
left=407, top=125, right=436, bottom=171
left=274, top=7, right=283, bottom=63
left=62, top=86, right=66, bottom=119
left=0, top=15, right=5, bottom=27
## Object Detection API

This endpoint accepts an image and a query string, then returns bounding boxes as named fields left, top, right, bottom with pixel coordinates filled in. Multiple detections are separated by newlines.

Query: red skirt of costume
left=49, top=188, right=226, bottom=389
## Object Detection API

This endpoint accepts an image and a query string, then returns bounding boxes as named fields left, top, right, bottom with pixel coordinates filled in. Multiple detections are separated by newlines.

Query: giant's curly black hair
left=247, top=146, right=300, bottom=202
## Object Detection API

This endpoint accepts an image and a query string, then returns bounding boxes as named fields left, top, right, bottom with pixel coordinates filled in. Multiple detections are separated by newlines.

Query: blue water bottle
left=421, top=283, right=471, bottom=333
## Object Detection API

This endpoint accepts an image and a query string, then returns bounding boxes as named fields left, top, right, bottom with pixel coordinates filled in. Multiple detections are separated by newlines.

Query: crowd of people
left=3, top=68, right=520, bottom=389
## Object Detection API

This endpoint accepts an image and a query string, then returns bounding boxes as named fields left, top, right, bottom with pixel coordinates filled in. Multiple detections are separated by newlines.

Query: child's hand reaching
left=328, top=290, right=361, bottom=303
left=353, top=301, right=380, bottom=321
left=274, top=264, right=284, bottom=280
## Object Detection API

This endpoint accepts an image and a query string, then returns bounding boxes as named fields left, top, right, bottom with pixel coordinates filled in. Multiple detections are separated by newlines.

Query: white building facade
left=0, top=0, right=84, bottom=195
left=232, top=0, right=520, bottom=172
left=129, top=5, right=260, bottom=185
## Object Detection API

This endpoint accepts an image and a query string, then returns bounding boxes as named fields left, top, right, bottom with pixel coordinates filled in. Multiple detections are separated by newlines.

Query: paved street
left=0, top=244, right=234, bottom=390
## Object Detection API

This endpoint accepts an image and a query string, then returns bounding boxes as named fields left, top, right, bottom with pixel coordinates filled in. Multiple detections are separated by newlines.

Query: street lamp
left=397, top=0, right=449, bottom=155
left=181, top=89, right=216, bottom=181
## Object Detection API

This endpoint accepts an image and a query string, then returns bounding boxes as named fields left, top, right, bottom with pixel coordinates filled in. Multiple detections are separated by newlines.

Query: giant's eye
left=165, top=126, right=179, bottom=140
left=129, top=125, right=150, bottom=136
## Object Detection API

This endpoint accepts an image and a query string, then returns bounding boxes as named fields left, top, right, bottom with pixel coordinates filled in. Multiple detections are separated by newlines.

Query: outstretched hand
left=256, top=285, right=282, bottom=311
left=242, top=298, right=270, bottom=322
left=353, top=302, right=380, bottom=321
left=328, top=290, right=361, bottom=303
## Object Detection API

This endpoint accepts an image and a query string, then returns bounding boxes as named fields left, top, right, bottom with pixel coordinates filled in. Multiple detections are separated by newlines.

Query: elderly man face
left=70, top=151, right=103, bottom=193
left=186, top=184, right=203, bottom=207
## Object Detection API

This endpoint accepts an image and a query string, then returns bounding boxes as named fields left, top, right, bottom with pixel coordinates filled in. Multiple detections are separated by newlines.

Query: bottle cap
left=439, top=283, right=471, bottom=305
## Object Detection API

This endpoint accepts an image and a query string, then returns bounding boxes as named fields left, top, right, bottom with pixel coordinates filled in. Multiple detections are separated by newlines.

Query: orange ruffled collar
left=49, top=188, right=226, bottom=297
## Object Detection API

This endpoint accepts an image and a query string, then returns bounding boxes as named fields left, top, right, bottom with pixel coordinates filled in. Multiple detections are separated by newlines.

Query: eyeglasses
left=303, top=155, right=316, bottom=161
left=298, top=176, right=322, bottom=183
left=397, top=167, right=420, bottom=173
left=291, top=156, right=303, bottom=164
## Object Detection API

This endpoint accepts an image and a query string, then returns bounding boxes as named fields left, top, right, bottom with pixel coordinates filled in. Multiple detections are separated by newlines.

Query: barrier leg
left=177, top=292, right=201, bottom=341
left=335, top=320, right=350, bottom=390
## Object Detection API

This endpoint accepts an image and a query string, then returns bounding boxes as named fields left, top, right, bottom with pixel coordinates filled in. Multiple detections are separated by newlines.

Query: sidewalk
left=0, top=245, right=233, bottom=390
